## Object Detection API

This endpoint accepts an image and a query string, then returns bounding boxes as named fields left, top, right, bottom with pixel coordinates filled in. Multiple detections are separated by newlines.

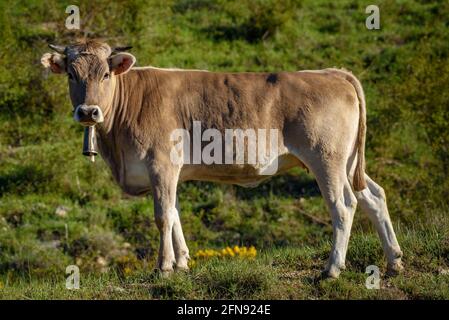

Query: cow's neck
left=99, top=74, right=127, bottom=133
left=94, top=69, right=160, bottom=177
left=99, top=70, right=160, bottom=134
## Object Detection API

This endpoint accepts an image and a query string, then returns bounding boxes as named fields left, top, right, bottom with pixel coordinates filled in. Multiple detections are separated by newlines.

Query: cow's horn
left=112, top=46, right=133, bottom=54
left=48, top=44, right=66, bottom=54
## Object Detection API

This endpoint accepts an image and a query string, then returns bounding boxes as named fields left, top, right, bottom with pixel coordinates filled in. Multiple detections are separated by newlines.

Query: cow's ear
left=109, top=53, right=136, bottom=75
left=41, top=53, right=66, bottom=74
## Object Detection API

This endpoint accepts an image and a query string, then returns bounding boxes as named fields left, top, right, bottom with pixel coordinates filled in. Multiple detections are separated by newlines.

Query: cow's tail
left=328, top=68, right=367, bottom=191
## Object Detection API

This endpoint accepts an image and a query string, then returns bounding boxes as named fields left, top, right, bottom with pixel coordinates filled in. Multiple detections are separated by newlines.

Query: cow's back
left=134, top=68, right=358, bottom=133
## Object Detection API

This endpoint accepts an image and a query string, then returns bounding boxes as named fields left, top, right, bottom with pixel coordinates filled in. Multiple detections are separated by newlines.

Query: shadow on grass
left=0, top=165, right=51, bottom=196
left=234, top=172, right=320, bottom=200
left=201, top=24, right=273, bottom=43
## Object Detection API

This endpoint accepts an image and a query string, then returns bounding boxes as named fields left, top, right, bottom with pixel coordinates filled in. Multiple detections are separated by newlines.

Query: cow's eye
left=103, top=73, right=110, bottom=80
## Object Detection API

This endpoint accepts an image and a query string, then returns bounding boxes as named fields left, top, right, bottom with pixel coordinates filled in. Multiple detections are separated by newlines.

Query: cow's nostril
left=92, top=109, right=99, bottom=117
left=78, top=107, right=88, bottom=117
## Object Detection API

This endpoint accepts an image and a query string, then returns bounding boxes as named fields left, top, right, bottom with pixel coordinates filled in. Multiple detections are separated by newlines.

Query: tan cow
left=41, top=40, right=403, bottom=278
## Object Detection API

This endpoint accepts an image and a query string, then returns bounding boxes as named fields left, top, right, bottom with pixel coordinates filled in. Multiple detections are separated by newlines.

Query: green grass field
left=0, top=0, right=448, bottom=299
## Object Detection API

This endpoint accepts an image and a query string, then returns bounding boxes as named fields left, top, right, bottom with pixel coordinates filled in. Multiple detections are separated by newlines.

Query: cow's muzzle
left=74, top=104, right=104, bottom=126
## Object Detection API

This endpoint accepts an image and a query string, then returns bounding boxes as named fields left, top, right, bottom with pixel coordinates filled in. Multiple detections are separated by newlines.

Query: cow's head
left=41, top=40, right=136, bottom=126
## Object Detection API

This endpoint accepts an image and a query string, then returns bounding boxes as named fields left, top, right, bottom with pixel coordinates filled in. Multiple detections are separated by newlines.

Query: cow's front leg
left=150, top=164, right=179, bottom=275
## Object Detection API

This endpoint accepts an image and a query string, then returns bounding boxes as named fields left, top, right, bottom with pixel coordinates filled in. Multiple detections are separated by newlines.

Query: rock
left=96, top=256, right=107, bottom=267
left=439, top=268, right=449, bottom=275
left=55, top=205, right=69, bottom=218
left=41, top=240, right=61, bottom=249
left=107, top=285, right=126, bottom=293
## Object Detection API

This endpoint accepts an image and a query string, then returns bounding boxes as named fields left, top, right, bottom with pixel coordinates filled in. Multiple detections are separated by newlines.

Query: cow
left=41, top=40, right=403, bottom=278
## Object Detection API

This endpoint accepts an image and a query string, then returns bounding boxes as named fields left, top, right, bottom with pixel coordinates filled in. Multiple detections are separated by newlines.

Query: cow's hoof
left=175, top=255, right=190, bottom=272
left=153, top=267, right=174, bottom=278
left=386, top=259, right=404, bottom=277
left=175, top=264, right=190, bottom=272
left=160, top=269, right=174, bottom=278
left=321, top=266, right=341, bottom=279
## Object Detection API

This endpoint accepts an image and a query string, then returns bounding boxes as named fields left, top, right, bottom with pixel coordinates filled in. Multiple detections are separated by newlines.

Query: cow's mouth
left=74, top=104, right=104, bottom=126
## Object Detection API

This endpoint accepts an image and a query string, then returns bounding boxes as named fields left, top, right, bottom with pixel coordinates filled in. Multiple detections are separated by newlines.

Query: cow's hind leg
left=172, top=198, right=190, bottom=271
left=309, top=160, right=358, bottom=278
left=324, top=179, right=358, bottom=278
left=354, top=174, right=403, bottom=275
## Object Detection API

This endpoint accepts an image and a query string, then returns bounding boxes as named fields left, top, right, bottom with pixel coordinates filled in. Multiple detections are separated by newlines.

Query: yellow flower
left=248, top=246, right=257, bottom=258
left=123, top=267, right=132, bottom=275
left=226, top=247, right=235, bottom=257
left=192, top=245, right=257, bottom=265
left=195, top=250, right=205, bottom=258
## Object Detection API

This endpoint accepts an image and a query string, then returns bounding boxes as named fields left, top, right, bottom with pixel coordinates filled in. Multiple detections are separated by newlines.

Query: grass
left=0, top=0, right=448, bottom=299
left=2, top=243, right=448, bottom=300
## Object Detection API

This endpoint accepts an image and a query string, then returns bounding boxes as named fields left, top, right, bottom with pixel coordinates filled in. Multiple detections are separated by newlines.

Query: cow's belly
left=114, top=149, right=304, bottom=194
left=179, top=152, right=303, bottom=187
